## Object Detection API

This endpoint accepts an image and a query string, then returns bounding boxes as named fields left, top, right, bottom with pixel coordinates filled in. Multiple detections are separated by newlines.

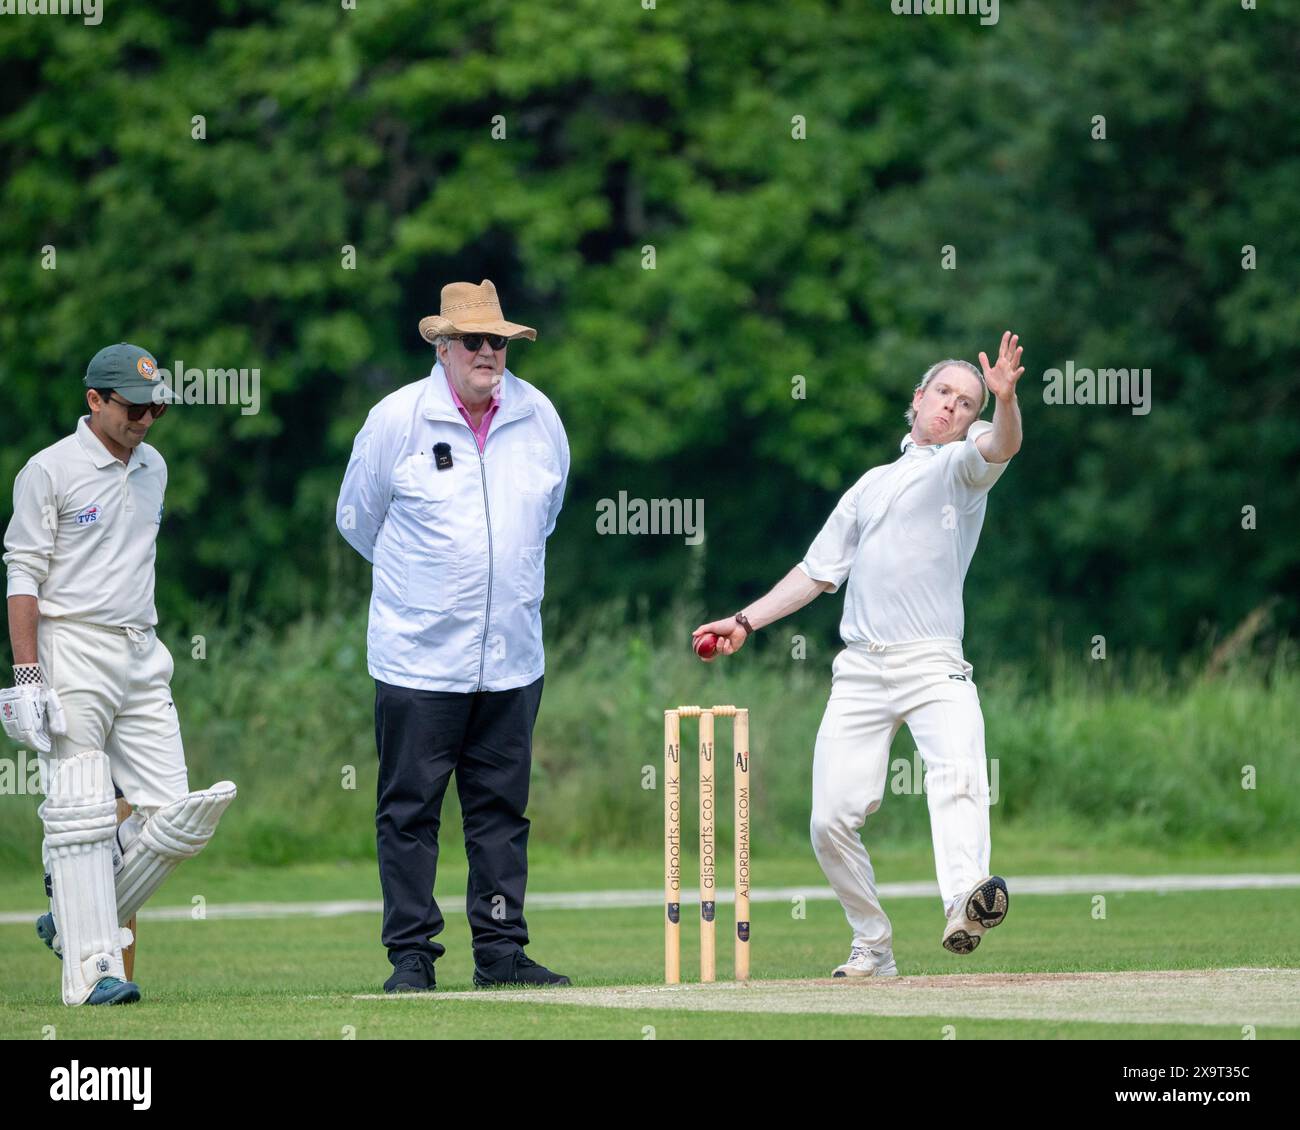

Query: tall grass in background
left=0, top=603, right=1293, bottom=867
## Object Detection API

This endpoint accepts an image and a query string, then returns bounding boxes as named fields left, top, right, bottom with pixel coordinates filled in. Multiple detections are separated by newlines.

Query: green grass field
left=3, top=835, right=1297, bottom=1040
left=3, top=616, right=1294, bottom=1040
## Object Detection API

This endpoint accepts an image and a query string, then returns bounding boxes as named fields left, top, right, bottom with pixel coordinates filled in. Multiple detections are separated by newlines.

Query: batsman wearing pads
left=695, top=333, right=1024, bottom=977
left=2, top=343, right=236, bottom=1006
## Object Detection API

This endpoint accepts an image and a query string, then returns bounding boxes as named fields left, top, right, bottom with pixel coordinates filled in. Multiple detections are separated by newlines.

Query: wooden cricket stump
left=663, top=705, right=750, bottom=984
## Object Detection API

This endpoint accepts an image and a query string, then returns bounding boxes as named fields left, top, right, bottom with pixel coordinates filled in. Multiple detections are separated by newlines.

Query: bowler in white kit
left=695, top=332, right=1024, bottom=976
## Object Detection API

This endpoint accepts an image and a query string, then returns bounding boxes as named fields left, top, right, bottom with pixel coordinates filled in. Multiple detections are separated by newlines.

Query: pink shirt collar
left=444, top=372, right=501, bottom=452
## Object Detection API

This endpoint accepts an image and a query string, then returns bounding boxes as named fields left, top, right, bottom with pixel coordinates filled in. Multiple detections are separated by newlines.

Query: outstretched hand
left=691, top=617, right=749, bottom=662
left=979, top=331, right=1024, bottom=402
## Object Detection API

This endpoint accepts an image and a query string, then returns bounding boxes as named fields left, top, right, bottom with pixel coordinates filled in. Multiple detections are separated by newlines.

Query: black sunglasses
left=103, top=392, right=168, bottom=422
left=452, top=334, right=509, bottom=353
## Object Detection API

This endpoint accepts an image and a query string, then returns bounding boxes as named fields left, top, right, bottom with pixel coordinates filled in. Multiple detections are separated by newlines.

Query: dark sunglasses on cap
left=98, top=390, right=168, bottom=421
left=453, top=333, right=509, bottom=352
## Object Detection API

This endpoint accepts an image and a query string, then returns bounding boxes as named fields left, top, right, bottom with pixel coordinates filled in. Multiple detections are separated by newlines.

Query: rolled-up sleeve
left=336, top=414, right=391, bottom=564
left=798, top=480, right=863, bottom=593
left=4, top=461, right=56, bottom=598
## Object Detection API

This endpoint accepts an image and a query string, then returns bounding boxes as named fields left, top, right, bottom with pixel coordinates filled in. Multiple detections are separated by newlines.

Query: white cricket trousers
left=810, top=639, right=991, bottom=951
left=37, top=617, right=189, bottom=811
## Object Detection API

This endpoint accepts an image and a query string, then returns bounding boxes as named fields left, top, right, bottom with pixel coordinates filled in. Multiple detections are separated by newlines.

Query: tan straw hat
left=418, top=279, right=537, bottom=344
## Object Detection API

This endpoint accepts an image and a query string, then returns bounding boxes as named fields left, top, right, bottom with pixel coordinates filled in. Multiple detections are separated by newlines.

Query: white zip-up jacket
left=336, top=364, right=569, bottom=693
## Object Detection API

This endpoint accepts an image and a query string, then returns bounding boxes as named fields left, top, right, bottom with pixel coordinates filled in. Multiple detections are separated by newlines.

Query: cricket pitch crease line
left=2, top=873, right=1298, bottom=927
left=351, top=968, right=1300, bottom=1028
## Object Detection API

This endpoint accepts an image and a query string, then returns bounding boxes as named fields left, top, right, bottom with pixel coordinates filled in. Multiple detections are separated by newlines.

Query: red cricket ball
left=694, top=632, right=719, bottom=660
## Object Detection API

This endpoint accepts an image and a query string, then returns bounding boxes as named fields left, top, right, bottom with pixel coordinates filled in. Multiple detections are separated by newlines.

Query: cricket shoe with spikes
left=941, top=876, right=1009, bottom=955
left=832, top=942, right=898, bottom=978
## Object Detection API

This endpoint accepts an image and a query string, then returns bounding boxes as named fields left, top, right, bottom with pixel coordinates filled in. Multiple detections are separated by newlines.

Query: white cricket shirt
left=4, top=416, right=166, bottom=630
left=799, top=421, right=1010, bottom=646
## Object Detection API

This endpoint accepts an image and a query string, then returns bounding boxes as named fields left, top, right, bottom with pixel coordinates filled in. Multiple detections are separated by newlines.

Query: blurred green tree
left=0, top=0, right=1294, bottom=663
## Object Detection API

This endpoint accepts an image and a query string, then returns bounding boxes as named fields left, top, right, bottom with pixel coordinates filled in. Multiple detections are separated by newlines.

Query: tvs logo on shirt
left=75, top=504, right=101, bottom=525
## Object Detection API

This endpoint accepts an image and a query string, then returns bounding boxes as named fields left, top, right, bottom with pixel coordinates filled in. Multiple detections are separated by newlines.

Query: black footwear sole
left=965, top=876, right=1009, bottom=929
left=473, top=974, right=572, bottom=988
left=942, top=929, right=982, bottom=955
left=384, top=983, right=435, bottom=994
left=470, top=972, right=566, bottom=983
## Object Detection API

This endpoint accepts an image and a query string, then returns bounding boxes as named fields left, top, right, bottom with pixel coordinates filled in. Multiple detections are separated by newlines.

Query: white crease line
left=1, top=873, right=1296, bottom=925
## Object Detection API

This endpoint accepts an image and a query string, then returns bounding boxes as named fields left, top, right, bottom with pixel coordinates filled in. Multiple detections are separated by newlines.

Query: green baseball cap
left=83, top=343, right=177, bottom=405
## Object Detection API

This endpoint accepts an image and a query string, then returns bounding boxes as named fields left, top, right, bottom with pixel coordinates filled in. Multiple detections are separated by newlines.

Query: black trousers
left=374, top=676, right=543, bottom=967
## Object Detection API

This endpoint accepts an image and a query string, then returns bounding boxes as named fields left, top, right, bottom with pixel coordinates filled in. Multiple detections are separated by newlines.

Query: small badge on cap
left=137, top=356, right=158, bottom=380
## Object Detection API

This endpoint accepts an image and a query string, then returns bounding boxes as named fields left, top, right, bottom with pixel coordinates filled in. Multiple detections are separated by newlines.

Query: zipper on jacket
left=457, top=401, right=531, bottom=691
left=475, top=443, right=493, bottom=691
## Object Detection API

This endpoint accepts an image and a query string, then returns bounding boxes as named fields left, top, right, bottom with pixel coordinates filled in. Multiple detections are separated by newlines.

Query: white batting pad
left=116, top=780, right=237, bottom=924
left=43, top=751, right=126, bottom=1005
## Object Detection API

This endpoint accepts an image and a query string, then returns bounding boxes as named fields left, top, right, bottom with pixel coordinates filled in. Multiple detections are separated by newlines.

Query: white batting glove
left=0, top=665, right=67, bottom=754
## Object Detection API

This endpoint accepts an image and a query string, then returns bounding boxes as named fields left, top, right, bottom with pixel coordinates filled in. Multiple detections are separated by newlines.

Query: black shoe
left=473, top=951, right=571, bottom=988
left=384, top=953, right=436, bottom=993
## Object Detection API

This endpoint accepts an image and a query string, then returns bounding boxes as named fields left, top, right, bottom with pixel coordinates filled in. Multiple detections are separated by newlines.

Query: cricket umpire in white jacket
left=337, top=280, right=571, bottom=992
left=2, top=343, right=236, bottom=1006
